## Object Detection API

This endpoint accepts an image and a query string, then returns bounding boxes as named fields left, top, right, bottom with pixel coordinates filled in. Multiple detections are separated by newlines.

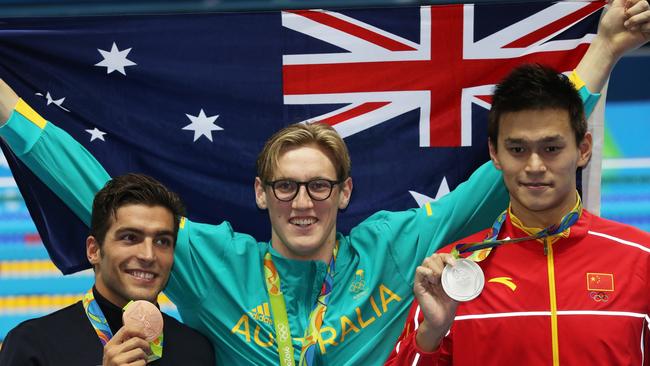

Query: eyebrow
left=114, top=227, right=175, bottom=237
left=273, top=176, right=337, bottom=181
left=504, top=135, right=565, bottom=144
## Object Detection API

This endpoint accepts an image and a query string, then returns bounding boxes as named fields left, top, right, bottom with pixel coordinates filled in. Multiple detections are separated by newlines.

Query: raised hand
left=599, top=0, right=650, bottom=59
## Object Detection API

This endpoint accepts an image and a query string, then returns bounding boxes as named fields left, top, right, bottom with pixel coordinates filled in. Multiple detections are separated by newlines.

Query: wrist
left=0, top=102, right=14, bottom=127
left=0, top=82, right=19, bottom=126
left=575, top=35, right=618, bottom=94
left=415, top=320, right=448, bottom=352
left=590, top=35, right=622, bottom=66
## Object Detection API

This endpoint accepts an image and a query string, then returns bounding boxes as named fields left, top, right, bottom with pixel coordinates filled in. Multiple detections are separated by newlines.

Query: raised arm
left=0, top=79, right=109, bottom=224
left=0, top=79, right=236, bottom=304
left=576, top=0, right=650, bottom=93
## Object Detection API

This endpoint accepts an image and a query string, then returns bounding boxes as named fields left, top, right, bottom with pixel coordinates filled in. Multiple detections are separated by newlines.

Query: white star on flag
left=85, top=128, right=107, bottom=142
left=95, top=42, right=137, bottom=75
left=409, top=177, right=451, bottom=207
left=182, top=109, right=223, bottom=142
left=35, top=92, right=70, bottom=112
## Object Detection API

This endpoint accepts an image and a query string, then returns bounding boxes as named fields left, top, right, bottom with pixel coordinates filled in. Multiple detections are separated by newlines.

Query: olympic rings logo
left=349, top=280, right=366, bottom=293
left=589, top=291, right=609, bottom=302
left=277, top=323, right=290, bottom=341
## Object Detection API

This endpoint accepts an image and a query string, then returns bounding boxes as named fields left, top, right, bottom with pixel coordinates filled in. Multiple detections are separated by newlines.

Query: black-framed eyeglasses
left=265, top=179, right=342, bottom=202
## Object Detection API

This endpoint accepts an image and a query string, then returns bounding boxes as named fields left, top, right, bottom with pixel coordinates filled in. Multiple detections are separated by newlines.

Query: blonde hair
left=256, top=122, right=351, bottom=182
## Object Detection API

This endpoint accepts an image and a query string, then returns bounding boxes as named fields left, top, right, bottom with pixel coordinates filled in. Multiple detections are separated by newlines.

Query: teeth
left=290, top=218, right=316, bottom=226
left=130, top=271, right=154, bottom=280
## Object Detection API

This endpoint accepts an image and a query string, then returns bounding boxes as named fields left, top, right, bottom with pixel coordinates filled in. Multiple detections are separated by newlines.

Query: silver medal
left=441, top=258, right=484, bottom=302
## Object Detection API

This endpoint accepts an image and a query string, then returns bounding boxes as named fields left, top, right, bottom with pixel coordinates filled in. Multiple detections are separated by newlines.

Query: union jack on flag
left=282, top=2, right=604, bottom=147
left=0, top=1, right=604, bottom=274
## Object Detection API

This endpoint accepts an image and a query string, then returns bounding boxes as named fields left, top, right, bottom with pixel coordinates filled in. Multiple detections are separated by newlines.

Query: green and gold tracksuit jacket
left=0, top=79, right=596, bottom=365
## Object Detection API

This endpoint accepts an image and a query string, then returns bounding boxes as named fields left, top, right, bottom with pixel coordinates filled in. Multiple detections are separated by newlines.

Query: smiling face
left=489, top=108, right=591, bottom=228
left=255, top=143, right=352, bottom=262
left=87, top=204, right=175, bottom=308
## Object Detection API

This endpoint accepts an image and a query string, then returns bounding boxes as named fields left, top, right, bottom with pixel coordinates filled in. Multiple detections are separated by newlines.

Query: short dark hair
left=90, top=173, right=186, bottom=246
left=488, top=63, right=586, bottom=150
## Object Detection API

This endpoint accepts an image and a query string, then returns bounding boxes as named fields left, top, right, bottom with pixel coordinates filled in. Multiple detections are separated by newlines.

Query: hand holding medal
left=412, top=253, right=462, bottom=352
left=117, top=300, right=164, bottom=363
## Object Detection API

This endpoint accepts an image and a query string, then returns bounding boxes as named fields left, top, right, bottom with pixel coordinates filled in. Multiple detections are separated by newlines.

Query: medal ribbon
left=264, top=242, right=338, bottom=366
left=82, top=289, right=164, bottom=362
left=82, top=289, right=113, bottom=346
left=451, top=199, right=582, bottom=261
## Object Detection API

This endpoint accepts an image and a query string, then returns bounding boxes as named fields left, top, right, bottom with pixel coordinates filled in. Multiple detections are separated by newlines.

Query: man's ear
left=488, top=139, right=503, bottom=170
left=577, top=132, right=593, bottom=168
left=338, top=177, right=353, bottom=210
left=86, top=236, right=101, bottom=266
left=254, top=177, right=268, bottom=209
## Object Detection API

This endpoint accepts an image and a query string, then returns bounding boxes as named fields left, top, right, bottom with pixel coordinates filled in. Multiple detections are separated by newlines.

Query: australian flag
left=0, top=1, right=604, bottom=274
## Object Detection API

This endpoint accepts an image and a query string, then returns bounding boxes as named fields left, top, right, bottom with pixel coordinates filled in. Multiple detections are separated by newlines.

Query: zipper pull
left=543, top=238, right=548, bottom=256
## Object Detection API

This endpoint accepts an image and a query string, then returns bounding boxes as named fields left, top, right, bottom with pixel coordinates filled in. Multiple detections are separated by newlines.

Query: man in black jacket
left=0, top=174, right=214, bottom=366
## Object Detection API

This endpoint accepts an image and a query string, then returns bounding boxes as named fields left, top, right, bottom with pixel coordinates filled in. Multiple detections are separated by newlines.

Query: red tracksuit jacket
left=386, top=209, right=650, bottom=366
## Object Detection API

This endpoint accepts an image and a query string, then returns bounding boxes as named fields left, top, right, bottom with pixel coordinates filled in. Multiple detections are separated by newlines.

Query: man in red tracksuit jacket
left=384, top=16, right=650, bottom=365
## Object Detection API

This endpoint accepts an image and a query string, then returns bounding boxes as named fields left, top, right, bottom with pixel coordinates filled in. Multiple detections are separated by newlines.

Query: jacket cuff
left=0, top=99, right=47, bottom=155
left=410, top=330, right=444, bottom=357
left=569, top=69, right=601, bottom=118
